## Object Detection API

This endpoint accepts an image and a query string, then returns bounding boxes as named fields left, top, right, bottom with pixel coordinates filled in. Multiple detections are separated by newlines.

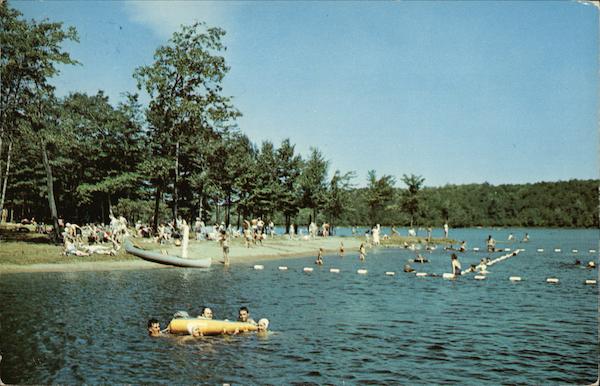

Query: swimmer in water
left=198, top=306, right=214, bottom=319
left=315, top=248, right=324, bottom=265
left=257, top=318, right=269, bottom=332
left=359, top=243, right=366, bottom=261
left=147, top=318, right=162, bottom=337
left=238, top=306, right=257, bottom=325
left=451, top=253, right=462, bottom=275
left=587, top=261, right=596, bottom=269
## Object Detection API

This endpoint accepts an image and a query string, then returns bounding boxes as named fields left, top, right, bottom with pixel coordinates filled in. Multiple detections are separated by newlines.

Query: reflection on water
left=0, top=228, right=597, bottom=384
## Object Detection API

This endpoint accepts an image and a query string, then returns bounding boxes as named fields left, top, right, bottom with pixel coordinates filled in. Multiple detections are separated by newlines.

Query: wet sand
left=0, top=236, right=363, bottom=274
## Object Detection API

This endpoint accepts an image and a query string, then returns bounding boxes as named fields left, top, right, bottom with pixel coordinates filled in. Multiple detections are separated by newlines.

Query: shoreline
left=0, top=236, right=364, bottom=274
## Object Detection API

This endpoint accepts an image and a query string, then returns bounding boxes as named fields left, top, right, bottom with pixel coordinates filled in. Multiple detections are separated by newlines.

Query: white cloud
left=123, top=1, right=231, bottom=39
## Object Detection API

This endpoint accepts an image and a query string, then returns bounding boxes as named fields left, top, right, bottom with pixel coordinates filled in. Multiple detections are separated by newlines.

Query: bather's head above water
left=257, top=318, right=269, bottom=332
left=200, top=307, right=213, bottom=319
left=147, top=318, right=161, bottom=337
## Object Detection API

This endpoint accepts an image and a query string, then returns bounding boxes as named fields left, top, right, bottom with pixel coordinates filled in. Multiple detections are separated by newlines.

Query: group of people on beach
left=147, top=306, right=269, bottom=338
left=60, top=215, right=128, bottom=257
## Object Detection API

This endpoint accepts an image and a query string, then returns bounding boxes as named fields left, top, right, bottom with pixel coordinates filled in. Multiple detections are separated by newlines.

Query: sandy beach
left=0, top=236, right=363, bottom=274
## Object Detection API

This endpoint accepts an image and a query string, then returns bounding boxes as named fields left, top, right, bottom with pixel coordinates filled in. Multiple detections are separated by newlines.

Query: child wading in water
left=339, top=241, right=345, bottom=256
left=315, top=248, right=324, bottom=265
left=359, top=243, right=366, bottom=261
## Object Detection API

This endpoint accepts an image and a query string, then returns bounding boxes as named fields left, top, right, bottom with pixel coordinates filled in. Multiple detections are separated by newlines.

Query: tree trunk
left=226, top=191, right=231, bottom=228
left=153, top=185, right=162, bottom=233
left=0, top=134, right=4, bottom=184
left=173, top=140, right=179, bottom=222
left=0, top=141, right=13, bottom=217
left=236, top=210, right=241, bottom=230
left=215, top=198, right=221, bottom=224
left=285, top=214, right=290, bottom=234
left=41, top=141, right=59, bottom=244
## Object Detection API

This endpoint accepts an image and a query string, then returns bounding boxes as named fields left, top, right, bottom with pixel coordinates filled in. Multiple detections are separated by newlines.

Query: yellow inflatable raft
left=168, top=318, right=258, bottom=335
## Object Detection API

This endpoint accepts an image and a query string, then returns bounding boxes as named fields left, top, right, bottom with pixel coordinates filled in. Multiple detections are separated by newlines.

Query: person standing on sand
left=181, top=221, right=190, bottom=258
left=243, top=220, right=252, bottom=248
left=372, top=224, right=381, bottom=246
left=289, top=223, right=295, bottom=239
left=269, top=220, right=275, bottom=238
left=219, top=229, right=230, bottom=265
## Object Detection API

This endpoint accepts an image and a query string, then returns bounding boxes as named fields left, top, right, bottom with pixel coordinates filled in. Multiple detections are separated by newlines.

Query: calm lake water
left=0, top=228, right=597, bottom=384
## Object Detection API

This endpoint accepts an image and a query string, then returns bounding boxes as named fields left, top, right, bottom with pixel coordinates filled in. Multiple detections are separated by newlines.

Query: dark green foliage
left=299, top=147, right=329, bottom=222
left=337, top=179, right=599, bottom=228
left=365, top=170, right=396, bottom=225
left=400, top=174, right=425, bottom=227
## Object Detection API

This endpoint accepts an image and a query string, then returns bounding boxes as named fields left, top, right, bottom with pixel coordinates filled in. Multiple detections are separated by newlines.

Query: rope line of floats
left=249, top=247, right=598, bottom=285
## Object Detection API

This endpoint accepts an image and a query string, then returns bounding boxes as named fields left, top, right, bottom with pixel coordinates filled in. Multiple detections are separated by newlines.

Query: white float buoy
left=537, top=249, right=544, bottom=252
left=253, top=265, right=264, bottom=270
left=504, top=248, right=511, bottom=252
left=442, top=273, right=455, bottom=279
left=572, top=249, right=578, bottom=253
left=554, top=248, right=561, bottom=253
left=357, top=269, right=368, bottom=275
left=303, top=267, right=314, bottom=273
left=278, top=266, right=288, bottom=271
left=329, top=268, right=340, bottom=273
left=385, top=271, right=395, bottom=276
left=474, top=275, right=486, bottom=280
left=546, top=278, right=559, bottom=284
left=415, top=272, right=427, bottom=277
left=473, top=247, right=480, bottom=252
left=589, top=249, right=597, bottom=253
left=509, top=276, right=522, bottom=282
left=585, top=279, right=596, bottom=285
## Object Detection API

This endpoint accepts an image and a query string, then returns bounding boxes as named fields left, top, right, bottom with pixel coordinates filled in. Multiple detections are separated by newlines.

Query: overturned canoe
left=124, top=239, right=211, bottom=268
left=168, top=318, right=257, bottom=335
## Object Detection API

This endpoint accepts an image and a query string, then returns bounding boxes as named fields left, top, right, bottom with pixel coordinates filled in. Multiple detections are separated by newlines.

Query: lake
left=0, top=228, right=597, bottom=384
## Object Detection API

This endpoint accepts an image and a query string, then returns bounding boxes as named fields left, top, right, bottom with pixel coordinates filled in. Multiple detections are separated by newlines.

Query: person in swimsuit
left=315, top=248, right=324, bottom=265
left=451, top=253, right=462, bottom=275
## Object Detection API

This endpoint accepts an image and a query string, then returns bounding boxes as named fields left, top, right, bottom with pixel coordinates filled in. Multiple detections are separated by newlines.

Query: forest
left=1, top=3, right=597, bottom=242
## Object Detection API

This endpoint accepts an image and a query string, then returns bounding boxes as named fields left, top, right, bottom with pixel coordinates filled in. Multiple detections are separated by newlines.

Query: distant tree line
left=0, top=4, right=597, bottom=244
left=336, top=179, right=599, bottom=229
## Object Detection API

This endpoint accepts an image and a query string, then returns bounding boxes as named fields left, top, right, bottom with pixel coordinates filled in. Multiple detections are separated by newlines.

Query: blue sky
left=13, top=1, right=599, bottom=187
